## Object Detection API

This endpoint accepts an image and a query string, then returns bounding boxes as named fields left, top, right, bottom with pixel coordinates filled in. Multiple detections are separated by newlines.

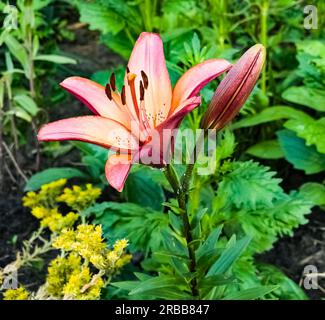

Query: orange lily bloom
left=38, top=32, right=231, bottom=191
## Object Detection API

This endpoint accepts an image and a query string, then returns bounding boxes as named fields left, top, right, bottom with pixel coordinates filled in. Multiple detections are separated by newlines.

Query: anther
left=141, top=70, right=149, bottom=89
left=109, top=73, right=116, bottom=91
left=105, top=84, right=112, bottom=100
left=139, top=81, right=145, bottom=101
left=121, top=85, right=126, bottom=105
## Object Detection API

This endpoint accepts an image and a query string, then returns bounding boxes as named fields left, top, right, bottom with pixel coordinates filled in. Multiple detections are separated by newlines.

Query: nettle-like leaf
left=234, top=192, right=312, bottom=253
left=284, top=117, right=325, bottom=154
left=218, top=161, right=283, bottom=210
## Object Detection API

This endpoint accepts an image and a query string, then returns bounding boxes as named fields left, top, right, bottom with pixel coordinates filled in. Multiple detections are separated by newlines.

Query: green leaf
left=83, top=201, right=169, bottom=253
left=232, top=106, right=311, bottom=130
left=300, top=182, right=325, bottom=206
left=198, top=275, right=236, bottom=289
left=123, top=167, right=165, bottom=211
left=277, top=130, right=325, bottom=174
left=24, top=168, right=88, bottom=191
left=6, top=108, right=31, bottom=122
left=34, top=54, right=76, bottom=64
left=246, top=140, right=284, bottom=159
left=207, top=236, right=252, bottom=276
left=4, top=35, right=30, bottom=76
left=235, top=192, right=312, bottom=254
left=218, top=161, right=283, bottom=210
left=196, top=226, right=222, bottom=261
left=284, top=117, right=325, bottom=154
left=282, top=86, right=325, bottom=112
left=78, top=2, right=125, bottom=35
left=128, top=275, right=187, bottom=296
left=222, top=286, right=278, bottom=300
left=13, top=94, right=39, bottom=116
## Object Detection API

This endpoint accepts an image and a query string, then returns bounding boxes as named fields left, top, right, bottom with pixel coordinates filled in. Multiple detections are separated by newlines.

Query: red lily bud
left=201, top=44, right=265, bottom=130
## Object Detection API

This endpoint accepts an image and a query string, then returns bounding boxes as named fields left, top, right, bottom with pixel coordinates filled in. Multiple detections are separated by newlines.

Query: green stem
left=165, top=163, right=198, bottom=297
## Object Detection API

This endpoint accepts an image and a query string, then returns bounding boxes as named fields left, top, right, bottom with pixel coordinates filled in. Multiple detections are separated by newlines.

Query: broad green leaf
left=198, top=275, right=236, bottom=289
left=277, top=130, right=325, bottom=174
left=14, top=94, right=39, bottom=116
left=207, top=236, right=252, bottom=276
left=246, top=140, right=284, bottom=159
left=78, top=2, right=125, bottom=35
left=128, top=275, right=187, bottom=296
left=4, top=35, right=30, bottom=76
left=6, top=108, right=32, bottom=122
left=34, top=54, right=76, bottom=64
left=123, top=167, right=165, bottom=211
left=282, top=86, right=325, bottom=112
left=196, top=226, right=222, bottom=261
left=232, top=106, right=311, bottom=130
left=300, top=182, right=325, bottom=206
left=284, top=118, right=325, bottom=154
left=222, top=285, right=278, bottom=300
left=24, top=167, right=88, bottom=191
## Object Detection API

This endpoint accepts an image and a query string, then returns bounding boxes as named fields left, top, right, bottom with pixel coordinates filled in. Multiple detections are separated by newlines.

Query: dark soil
left=0, top=25, right=324, bottom=300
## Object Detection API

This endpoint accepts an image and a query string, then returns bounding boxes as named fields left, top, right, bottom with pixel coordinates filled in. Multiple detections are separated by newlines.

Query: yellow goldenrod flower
left=3, top=287, right=29, bottom=300
left=41, top=212, right=79, bottom=233
left=53, top=224, right=106, bottom=262
left=57, top=184, right=101, bottom=212
left=113, top=239, right=129, bottom=255
left=22, top=179, right=67, bottom=209
left=115, top=254, right=132, bottom=269
left=52, top=228, right=76, bottom=251
left=46, top=253, right=82, bottom=297
left=31, top=206, right=53, bottom=219
left=63, top=267, right=104, bottom=300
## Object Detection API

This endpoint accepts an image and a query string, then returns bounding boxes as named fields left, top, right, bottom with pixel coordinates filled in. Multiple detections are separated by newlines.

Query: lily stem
left=165, top=163, right=198, bottom=297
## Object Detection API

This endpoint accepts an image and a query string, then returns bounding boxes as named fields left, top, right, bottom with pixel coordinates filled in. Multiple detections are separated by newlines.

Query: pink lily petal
left=137, top=96, right=201, bottom=165
left=170, top=59, right=232, bottom=113
left=105, top=154, right=132, bottom=192
left=126, top=32, right=172, bottom=127
left=60, top=77, right=131, bottom=128
left=38, top=116, right=138, bottom=152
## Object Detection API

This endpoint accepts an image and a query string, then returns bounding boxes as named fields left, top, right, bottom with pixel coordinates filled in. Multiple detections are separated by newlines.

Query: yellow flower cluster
left=3, top=287, right=30, bottom=300
left=23, top=179, right=67, bottom=209
left=46, top=253, right=103, bottom=300
left=53, top=224, right=131, bottom=271
left=57, top=184, right=101, bottom=212
left=31, top=206, right=78, bottom=233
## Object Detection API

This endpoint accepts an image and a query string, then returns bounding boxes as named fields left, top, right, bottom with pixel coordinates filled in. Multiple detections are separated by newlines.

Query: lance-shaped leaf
left=201, top=44, right=265, bottom=130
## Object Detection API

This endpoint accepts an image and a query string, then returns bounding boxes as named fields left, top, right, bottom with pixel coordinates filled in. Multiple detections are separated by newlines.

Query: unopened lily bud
left=201, top=44, right=265, bottom=130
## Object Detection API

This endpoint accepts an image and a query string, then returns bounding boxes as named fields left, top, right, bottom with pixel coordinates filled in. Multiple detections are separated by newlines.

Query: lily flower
left=201, top=44, right=265, bottom=130
left=38, top=32, right=231, bottom=191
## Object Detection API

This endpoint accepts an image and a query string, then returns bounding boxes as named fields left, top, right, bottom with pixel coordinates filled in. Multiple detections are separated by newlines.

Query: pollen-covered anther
left=105, top=84, right=112, bottom=100
left=141, top=70, right=149, bottom=89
